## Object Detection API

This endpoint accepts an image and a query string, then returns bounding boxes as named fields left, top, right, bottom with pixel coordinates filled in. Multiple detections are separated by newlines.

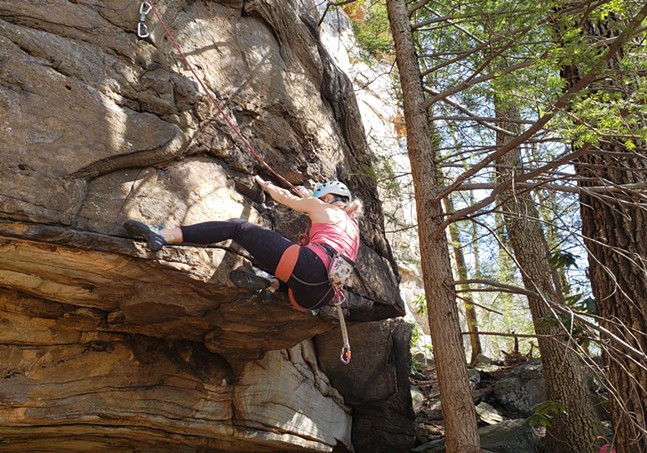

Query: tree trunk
left=537, top=187, right=570, bottom=297
left=578, top=151, right=647, bottom=452
left=445, top=196, right=483, bottom=365
left=495, top=102, right=603, bottom=453
left=559, top=9, right=647, bottom=452
left=386, top=0, right=481, bottom=451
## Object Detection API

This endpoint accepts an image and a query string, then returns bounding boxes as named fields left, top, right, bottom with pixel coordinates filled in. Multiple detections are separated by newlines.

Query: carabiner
left=340, top=345, right=351, bottom=365
left=137, top=22, right=149, bottom=39
left=335, top=303, right=351, bottom=364
left=139, top=1, right=152, bottom=19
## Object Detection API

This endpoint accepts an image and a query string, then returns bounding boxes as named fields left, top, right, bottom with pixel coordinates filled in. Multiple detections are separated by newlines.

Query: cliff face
left=0, top=0, right=414, bottom=452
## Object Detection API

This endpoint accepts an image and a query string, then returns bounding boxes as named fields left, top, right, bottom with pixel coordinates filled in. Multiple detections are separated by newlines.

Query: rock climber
left=123, top=177, right=362, bottom=312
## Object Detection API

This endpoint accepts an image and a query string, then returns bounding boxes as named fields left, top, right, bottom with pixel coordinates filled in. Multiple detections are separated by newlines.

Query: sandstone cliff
left=0, top=0, right=413, bottom=451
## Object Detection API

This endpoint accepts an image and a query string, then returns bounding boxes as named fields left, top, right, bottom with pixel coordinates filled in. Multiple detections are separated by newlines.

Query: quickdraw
left=333, top=289, right=351, bottom=365
left=317, top=244, right=355, bottom=365
left=137, top=1, right=152, bottom=38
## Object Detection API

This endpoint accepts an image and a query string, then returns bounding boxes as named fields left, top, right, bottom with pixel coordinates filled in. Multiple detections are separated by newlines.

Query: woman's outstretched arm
left=255, top=176, right=319, bottom=213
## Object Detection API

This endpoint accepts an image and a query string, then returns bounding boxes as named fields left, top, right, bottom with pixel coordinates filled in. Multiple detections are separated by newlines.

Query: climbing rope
left=138, top=0, right=303, bottom=198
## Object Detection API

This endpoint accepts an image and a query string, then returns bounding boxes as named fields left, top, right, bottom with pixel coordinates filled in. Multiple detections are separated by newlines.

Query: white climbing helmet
left=313, top=180, right=352, bottom=200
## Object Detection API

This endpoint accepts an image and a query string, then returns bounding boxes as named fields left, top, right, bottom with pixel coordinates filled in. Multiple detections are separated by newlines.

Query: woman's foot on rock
left=123, top=220, right=167, bottom=252
left=230, top=268, right=272, bottom=290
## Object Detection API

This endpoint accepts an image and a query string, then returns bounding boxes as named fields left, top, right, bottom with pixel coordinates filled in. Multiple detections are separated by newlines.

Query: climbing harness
left=274, top=244, right=306, bottom=312
left=280, top=214, right=356, bottom=365
left=274, top=242, right=354, bottom=364
left=137, top=1, right=152, bottom=38
left=304, top=241, right=356, bottom=364
left=274, top=245, right=300, bottom=283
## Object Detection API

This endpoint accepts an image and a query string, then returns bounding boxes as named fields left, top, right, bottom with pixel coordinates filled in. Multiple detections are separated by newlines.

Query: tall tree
left=494, top=101, right=603, bottom=452
left=445, top=196, right=483, bottom=364
left=386, top=0, right=481, bottom=451
left=558, top=5, right=647, bottom=451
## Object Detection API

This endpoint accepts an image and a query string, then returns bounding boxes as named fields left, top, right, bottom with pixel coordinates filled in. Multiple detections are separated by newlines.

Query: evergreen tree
left=386, top=0, right=481, bottom=450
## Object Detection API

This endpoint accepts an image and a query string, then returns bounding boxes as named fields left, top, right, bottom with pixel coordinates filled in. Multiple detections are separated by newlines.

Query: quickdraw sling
left=318, top=244, right=355, bottom=365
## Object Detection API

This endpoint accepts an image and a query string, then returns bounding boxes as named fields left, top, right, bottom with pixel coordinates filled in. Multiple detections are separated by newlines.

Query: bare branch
left=455, top=294, right=504, bottom=315
left=553, top=304, right=647, bottom=362
left=454, top=278, right=539, bottom=298
left=317, top=0, right=358, bottom=27
left=407, top=0, right=432, bottom=16
left=424, top=87, right=528, bottom=136
left=437, top=144, right=591, bottom=230
left=449, top=181, right=647, bottom=195
left=431, top=2, right=647, bottom=203
left=424, top=59, right=538, bottom=108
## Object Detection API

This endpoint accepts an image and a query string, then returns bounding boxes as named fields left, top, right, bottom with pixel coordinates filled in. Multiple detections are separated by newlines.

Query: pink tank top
left=305, top=212, right=360, bottom=268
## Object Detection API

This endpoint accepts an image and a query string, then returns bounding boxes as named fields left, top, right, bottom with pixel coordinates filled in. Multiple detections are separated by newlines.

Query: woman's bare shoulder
left=309, top=204, right=348, bottom=224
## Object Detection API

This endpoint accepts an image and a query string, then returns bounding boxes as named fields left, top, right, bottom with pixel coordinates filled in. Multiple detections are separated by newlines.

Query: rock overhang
left=0, top=219, right=403, bottom=363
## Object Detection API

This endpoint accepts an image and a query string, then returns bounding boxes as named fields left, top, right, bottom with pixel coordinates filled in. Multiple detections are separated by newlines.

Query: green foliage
left=556, top=83, right=647, bottom=148
left=547, top=2, right=647, bottom=147
left=403, top=0, right=645, bottom=347
left=409, top=320, right=432, bottom=354
left=347, top=0, right=393, bottom=63
left=547, top=250, right=578, bottom=270
left=564, top=293, right=595, bottom=315
left=527, top=400, right=567, bottom=428
left=557, top=292, right=596, bottom=350
left=412, top=293, right=427, bottom=316
left=380, top=0, right=645, bottom=375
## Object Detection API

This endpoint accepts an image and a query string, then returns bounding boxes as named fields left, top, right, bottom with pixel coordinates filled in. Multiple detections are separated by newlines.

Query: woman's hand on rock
left=254, top=175, right=268, bottom=190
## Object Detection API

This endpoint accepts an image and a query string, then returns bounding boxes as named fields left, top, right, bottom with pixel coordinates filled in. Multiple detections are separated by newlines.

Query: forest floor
left=409, top=353, right=541, bottom=446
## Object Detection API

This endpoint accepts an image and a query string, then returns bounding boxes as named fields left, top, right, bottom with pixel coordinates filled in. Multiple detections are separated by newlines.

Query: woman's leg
left=179, top=219, right=294, bottom=273
left=128, top=218, right=334, bottom=308
left=288, top=247, right=333, bottom=310
left=180, top=220, right=334, bottom=308
left=160, top=227, right=182, bottom=243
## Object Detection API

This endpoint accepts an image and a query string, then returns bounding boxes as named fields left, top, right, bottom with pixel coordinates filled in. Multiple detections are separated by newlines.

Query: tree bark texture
left=386, top=0, right=480, bottom=451
left=445, top=197, right=482, bottom=365
left=577, top=143, right=647, bottom=452
left=495, top=103, right=603, bottom=453
left=559, top=11, right=647, bottom=452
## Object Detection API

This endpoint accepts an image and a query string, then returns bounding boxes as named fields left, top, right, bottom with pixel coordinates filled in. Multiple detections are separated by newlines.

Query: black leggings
left=180, top=219, right=333, bottom=309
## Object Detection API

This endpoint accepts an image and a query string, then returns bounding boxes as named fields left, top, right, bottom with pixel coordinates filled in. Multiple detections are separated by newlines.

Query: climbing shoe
left=123, top=219, right=166, bottom=252
left=230, top=268, right=273, bottom=290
